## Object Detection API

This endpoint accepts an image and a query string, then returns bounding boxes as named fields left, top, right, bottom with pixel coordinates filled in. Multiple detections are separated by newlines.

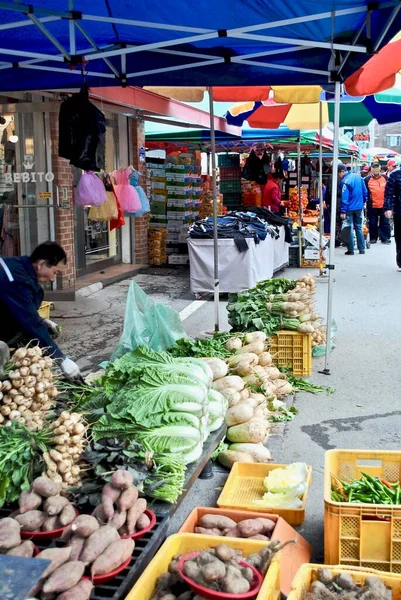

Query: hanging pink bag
left=75, top=171, right=107, bottom=206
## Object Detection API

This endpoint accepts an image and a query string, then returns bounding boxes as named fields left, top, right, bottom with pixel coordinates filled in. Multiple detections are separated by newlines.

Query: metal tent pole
left=297, top=138, right=302, bottom=266
left=208, top=87, right=220, bottom=332
left=322, top=80, right=341, bottom=374
left=318, top=101, right=325, bottom=277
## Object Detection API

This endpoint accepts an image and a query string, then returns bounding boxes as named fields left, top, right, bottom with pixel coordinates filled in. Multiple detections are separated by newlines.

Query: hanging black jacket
left=59, top=86, right=106, bottom=171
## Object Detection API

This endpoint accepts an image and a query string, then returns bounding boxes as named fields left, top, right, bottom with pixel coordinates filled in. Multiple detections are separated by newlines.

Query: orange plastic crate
left=217, top=463, right=312, bottom=526
left=269, top=330, right=312, bottom=376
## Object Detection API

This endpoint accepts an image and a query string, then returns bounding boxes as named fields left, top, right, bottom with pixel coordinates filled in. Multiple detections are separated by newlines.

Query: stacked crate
left=218, top=154, right=242, bottom=211
left=147, top=159, right=167, bottom=230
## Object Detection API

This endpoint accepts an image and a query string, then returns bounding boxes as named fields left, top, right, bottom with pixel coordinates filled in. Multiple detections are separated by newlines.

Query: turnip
left=258, top=352, right=273, bottom=367
left=244, top=331, right=267, bottom=344
left=212, top=376, right=244, bottom=392
left=200, top=357, right=228, bottom=381
left=225, top=337, right=243, bottom=351
left=228, top=443, right=272, bottom=463
left=218, top=450, right=255, bottom=468
left=235, top=341, right=265, bottom=355
left=227, top=419, right=268, bottom=443
left=225, top=403, right=255, bottom=427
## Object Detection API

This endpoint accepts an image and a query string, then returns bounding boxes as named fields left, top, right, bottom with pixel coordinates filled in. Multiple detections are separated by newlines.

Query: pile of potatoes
left=193, top=514, right=276, bottom=541
left=46, top=411, right=88, bottom=490
left=92, top=470, right=150, bottom=536
left=304, top=568, right=388, bottom=600
left=0, top=345, right=59, bottom=430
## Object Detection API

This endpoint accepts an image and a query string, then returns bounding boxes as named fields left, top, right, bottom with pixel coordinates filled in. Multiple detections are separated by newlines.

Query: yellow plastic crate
left=269, top=330, right=312, bottom=376
left=217, top=462, right=312, bottom=526
left=38, top=301, right=53, bottom=319
left=324, top=449, right=401, bottom=570
left=287, top=564, right=401, bottom=600
left=125, top=532, right=281, bottom=600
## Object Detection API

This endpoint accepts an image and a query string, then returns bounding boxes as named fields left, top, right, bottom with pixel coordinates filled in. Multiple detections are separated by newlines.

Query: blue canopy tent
left=0, top=1, right=400, bottom=373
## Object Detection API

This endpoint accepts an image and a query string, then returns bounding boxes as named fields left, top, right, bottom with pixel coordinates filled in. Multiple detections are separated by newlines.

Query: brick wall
left=131, top=117, right=148, bottom=264
left=50, top=112, right=76, bottom=289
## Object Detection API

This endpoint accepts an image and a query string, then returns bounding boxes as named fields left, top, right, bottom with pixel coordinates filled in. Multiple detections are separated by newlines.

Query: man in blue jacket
left=384, top=168, right=401, bottom=269
left=0, top=241, right=81, bottom=379
left=339, top=164, right=368, bottom=255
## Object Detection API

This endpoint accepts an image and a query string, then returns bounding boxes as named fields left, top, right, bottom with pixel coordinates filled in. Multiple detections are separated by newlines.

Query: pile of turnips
left=46, top=410, right=88, bottom=490
left=0, top=344, right=59, bottom=431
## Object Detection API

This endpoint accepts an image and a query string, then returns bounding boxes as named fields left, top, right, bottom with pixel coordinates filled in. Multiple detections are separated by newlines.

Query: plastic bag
left=75, top=171, right=107, bottom=207
left=88, top=191, right=118, bottom=221
left=110, top=281, right=187, bottom=360
left=312, top=319, right=337, bottom=357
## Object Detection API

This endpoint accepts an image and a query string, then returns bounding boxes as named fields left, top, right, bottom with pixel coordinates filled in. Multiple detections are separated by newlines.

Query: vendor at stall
left=262, top=173, right=283, bottom=212
left=0, top=241, right=81, bottom=379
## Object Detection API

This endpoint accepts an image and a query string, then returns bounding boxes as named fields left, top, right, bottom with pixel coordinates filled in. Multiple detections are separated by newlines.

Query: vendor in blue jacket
left=0, top=241, right=81, bottom=379
left=339, top=164, right=368, bottom=255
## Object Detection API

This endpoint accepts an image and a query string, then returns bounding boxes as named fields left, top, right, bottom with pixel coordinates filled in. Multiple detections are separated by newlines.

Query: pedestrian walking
left=339, top=164, right=368, bottom=255
left=386, top=159, right=398, bottom=176
left=384, top=168, right=401, bottom=269
left=364, top=162, right=391, bottom=244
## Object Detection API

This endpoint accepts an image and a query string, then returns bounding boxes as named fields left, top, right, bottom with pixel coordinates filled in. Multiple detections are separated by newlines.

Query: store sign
left=38, top=191, right=52, bottom=199
left=4, top=158, right=54, bottom=184
left=354, top=132, right=370, bottom=141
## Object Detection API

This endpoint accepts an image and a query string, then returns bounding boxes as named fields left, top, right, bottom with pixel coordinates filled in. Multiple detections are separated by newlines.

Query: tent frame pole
left=297, top=138, right=302, bottom=267
left=208, top=87, right=220, bottom=332
left=318, top=101, right=324, bottom=277
left=322, top=80, right=341, bottom=375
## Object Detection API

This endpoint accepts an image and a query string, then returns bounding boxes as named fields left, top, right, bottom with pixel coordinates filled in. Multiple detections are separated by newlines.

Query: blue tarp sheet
left=0, top=1, right=400, bottom=91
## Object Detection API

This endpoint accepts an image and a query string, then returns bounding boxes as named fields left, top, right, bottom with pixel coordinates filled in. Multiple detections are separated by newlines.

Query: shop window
left=386, top=134, right=401, bottom=147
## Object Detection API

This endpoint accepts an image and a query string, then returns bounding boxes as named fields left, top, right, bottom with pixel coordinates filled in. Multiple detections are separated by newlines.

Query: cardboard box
left=304, top=248, right=320, bottom=260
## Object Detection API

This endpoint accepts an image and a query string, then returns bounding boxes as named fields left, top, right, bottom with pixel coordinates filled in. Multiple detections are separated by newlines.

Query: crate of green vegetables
left=324, top=449, right=401, bottom=570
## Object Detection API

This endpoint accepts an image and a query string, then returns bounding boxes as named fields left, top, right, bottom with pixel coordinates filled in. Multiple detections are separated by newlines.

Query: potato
left=237, top=519, right=264, bottom=538
left=221, top=565, right=250, bottom=594
left=44, top=495, right=70, bottom=516
left=126, top=498, right=147, bottom=534
left=136, top=512, right=151, bottom=531
left=118, top=486, right=139, bottom=512
left=36, top=546, right=72, bottom=579
left=202, top=560, right=226, bottom=582
left=215, top=544, right=236, bottom=562
left=101, top=483, right=121, bottom=519
left=111, top=469, right=134, bottom=490
left=55, top=580, right=93, bottom=600
left=59, top=503, right=76, bottom=527
left=198, top=514, right=236, bottom=531
left=0, top=517, right=21, bottom=551
left=32, top=476, right=61, bottom=498
left=15, top=510, right=46, bottom=531
left=42, top=560, right=85, bottom=594
left=91, top=538, right=135, bottom=577
left=80, top=525, right=120, bottom=564
left=18, top=490, right=42, bottom=514
left=6, top=540, right=35, bottom=557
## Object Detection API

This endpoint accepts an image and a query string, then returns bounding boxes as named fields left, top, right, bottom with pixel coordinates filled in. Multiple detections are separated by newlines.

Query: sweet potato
left=44, top=496, right=70, bottom=516
left=91, top=538, right=135, bottom=577
left=55, top=580, right=93, bottom=600
left=223, top=525, right=241, bottom=538
left=42, top=560, right=85, bottom=594
left=256, top=517, right=276, bottom=535
left=80, top=525, right=120, bottom=564
left=198, top=514, right=236, bottom=531
left=118, top=486, right=138, bottom=512
left=0, top=518, right=21, bottom=551
left=92, top=504, right=108, bottom=525
left=36, top=546, right=72, bottom=579
left=18, top=490, right=42, bottom=514
left=69, top=534, right=86, bottom=561
left=15, top=510, right=46, bottom=531
left=101, top=483, right=121, bottom=520
left=126, top=498, right=147, bottom=534
left=110, top=510, right=127, bottom=530
left=237, top=519, right=264, bottom=538
left=59, top=503, right=76, bottom=527
left=70, top=515, right=100, bottom=538
left=111, top=469, right=133, bottom=490
left=136, top=512, right=151, bottom=531
left=32, top=476, right=61, bottom=498
left=249, top=534, right=270, bottom=540
left=42, top=516, right=60, bottom=532
left=6, top=540, right=35, bottom=557
left=194, top=527, right=222, bottom=536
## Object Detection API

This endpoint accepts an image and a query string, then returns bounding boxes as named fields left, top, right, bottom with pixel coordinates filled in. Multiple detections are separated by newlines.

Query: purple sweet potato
left=55, top=579, right=93, bottom=600
left=70, top=515, right=99, bottom=538
left=6, top=540, right=35, bottom=557
left=42, top=560, right=85, bottom=594
left=126, top=498, right=147, bottom=534
left=18, top=490, right=42, bottom=514
left=15, top=510, right=46, bottom=532
left=0, top=517, right=21, bottom=551
left=44, top=496, right=70, bottom=516
left=32, top=476, right=61, bottom=498
left=111, top=469, right=133, bottom=490
left=91, top=538, right=135, bottom=577
left=42, top=516, right=60, bottom=532
left=80, top=525, right=120, bottom=564
left=69, top=534, right=86, bottom=561
left=58, top=503, right=76, bottom=527
left=36, top=546, right=72, bottom=579
left=101, top=483, right=121, bottom=520
left=136, top=512, right=151, bottom=531
left=118, top=486, right=138, bottom=512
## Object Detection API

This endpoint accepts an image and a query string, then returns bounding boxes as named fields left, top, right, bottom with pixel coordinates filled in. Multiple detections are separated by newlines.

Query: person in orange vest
left=364, top=162, right=391, bottom=244
left=262, top=173, right=283, bottom=212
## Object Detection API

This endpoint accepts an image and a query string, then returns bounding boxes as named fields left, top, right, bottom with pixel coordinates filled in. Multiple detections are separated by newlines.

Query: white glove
left=61, top=357, right=81, bottom=380
left=43, top=318, right=59, bottom=338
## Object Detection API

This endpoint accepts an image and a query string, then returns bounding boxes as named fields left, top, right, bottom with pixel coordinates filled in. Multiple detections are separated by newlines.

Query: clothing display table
left=188, top=226, right=289, bottom=294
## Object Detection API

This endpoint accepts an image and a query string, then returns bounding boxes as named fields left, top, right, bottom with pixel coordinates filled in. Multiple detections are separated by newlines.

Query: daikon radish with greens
left=212, top=376, right=244, bottom=392
left=244, top=332, right=267, bottom=344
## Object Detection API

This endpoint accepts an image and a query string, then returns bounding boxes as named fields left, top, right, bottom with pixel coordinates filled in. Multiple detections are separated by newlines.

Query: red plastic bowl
left=177, top=551, right=263, bottom=600
left=21, top=508, right=79, bottom=540
left=121, top=509, right=156, bottom=540
left=82, top=556, right=132, bottom=585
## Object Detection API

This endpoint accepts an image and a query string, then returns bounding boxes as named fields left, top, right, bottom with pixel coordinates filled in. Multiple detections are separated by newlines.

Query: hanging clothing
left=242, top=150, right=265, bottom=184
left=128, top=170, right=150, bottom=216
left=112, top=167, right=141, bottom=214
left=58, top=86, right=106, bottom=171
